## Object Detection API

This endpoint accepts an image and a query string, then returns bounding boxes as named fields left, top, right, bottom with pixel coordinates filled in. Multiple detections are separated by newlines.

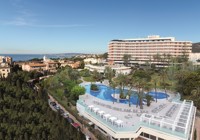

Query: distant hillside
left=192, top=42, right=200, bottom=53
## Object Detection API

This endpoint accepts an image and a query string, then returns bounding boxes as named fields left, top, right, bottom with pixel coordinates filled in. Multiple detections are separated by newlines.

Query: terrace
left=77, top=87, right=196, bottom=139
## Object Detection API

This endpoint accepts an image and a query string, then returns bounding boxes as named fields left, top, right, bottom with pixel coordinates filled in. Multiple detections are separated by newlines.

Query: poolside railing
left=77, top=99, right=192, bottom=139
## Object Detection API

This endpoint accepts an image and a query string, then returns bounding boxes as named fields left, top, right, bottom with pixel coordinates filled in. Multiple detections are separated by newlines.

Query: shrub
left=119, top=93, right=126, bottom=99
left=90, top=84, right=99, bottom=91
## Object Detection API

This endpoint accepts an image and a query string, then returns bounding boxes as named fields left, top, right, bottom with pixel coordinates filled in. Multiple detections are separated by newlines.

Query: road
left=48, top=94, right=97, bottom=140
left=28, top=77, right=97, bottom=140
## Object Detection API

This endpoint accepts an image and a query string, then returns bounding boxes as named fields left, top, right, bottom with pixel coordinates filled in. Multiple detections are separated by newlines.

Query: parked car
left=55, top=105, right=60, bottom=110
left=63, top=112, right=69, bottom=118
left=67, top=117, right=74, bottom=123
left=71, top=123, right=80, bottom=131
left=59, top=109, right=64, bottom=114
left=50, top=101, right=56, bottom=106
left=85, top=135, right=91, bottom=140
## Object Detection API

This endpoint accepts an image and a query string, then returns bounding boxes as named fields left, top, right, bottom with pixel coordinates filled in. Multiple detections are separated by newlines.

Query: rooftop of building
left=85, top=64, right=131, bottom=70
left=28, top=63, right=47, bottom=67
left=110, top=35, right=192, bottom=43
left=77, top=82, right=196, bottom=139
left=0, top=66, right=10, bottom=69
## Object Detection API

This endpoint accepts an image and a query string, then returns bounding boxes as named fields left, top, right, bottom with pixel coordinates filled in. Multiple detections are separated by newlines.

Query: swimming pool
left=84, top=84, right=169, bottom=105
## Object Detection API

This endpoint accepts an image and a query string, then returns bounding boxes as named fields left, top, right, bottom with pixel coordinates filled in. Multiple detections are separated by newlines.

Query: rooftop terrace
left=77, top=84, right=196, bottom=139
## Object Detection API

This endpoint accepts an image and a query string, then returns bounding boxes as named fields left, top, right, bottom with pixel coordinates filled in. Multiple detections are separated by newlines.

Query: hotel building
left=108, top=35, right=192, bottom=65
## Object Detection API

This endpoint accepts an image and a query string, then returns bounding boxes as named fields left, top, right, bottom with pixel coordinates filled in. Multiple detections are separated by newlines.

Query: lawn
left=83, top=76, right=95, bottom=82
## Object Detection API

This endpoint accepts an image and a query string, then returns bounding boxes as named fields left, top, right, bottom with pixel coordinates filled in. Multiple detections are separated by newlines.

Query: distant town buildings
left=21, top=56, right=83, bottom=72
left=108, top=35, right=192, bottom=66
left=22, top=62, right=47, bottom=72
left=0, top=56, right=12, bottom=65
left=84, top=57, right=105, bottom=64
left=22, top=56, right=59, bottom=72
left=0, top=64, right=11, bottom=78
left=0, top=56, right=12, bottom=78
left=59, top=60, right=81, bottom=69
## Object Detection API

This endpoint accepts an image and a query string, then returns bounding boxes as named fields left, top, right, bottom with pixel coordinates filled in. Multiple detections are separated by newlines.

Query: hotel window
left=143, top=133, right=149, bottom=138
left=150, top=135, right=156, bottom=140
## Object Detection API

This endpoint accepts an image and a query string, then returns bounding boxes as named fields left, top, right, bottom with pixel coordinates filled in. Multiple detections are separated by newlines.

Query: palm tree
left=153, top=53, right=161, bottom=67
left=133, top=77, right=140, bottom=108
left=166, top=54, right=172, bottom=66
left=188, top=84, right=200, bottom=109
left=175, top=70, right=188, bottom=95
left=115, top=73, right=127, bottom=99
left=122, top=54, right=131, bottom=66
left=145, top=94, right=154, bottom=106
left=159, top=69, right=168, bottom=99
left=92, top=69, right=102, bottom=82
left=104, top=66, right=114, bottom=83
left=136, top=79, right=146, bottom=109
left=191, top=86, right=200, bottom=98
left=127, top=78, right=135, bottom=107
left=110, top=81, right=117, bottom=103
left=151, top=76, right=158, bottom=102
left=132, top=70, right=151, bottom=109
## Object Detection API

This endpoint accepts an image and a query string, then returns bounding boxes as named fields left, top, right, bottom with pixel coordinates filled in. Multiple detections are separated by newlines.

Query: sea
left=0, top=53, right=82, bottom=61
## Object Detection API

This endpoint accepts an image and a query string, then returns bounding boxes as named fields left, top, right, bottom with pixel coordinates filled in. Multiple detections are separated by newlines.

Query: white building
left=0, top=56, right=12, bottom=78
left=77, top=87, right=196, bottom=140
left=0, top=56, right=12, bottom=64
left=84, top=64, right=132, bottom=75
left=189, top=53, right=200, bottom=65
left=84, top=58, right=105, bottom=64
left=0, top=63, right=11, bottom=78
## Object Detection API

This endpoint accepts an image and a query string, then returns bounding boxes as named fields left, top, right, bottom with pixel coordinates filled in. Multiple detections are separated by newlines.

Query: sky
left=0, top=0, right=200, bottom=54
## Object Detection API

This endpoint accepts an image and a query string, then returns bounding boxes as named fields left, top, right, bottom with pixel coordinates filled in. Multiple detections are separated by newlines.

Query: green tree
left=104, top=66, right=114, bottom=83
left=92, top=69, right=103, bottom=82
left=70, top=85, right=86, bottom=101
left=159, top=69, right=169, bottom=99
left=145, top=94, right=153, bottom=106
left=132, top=70, right=151, bottom=109
left=115, top=73, right=128, bottom=99
left=110, top=81, right=117, bottom=103
left=102, top=52, right=108, bottom=60
left=122, top=54, right=131, bottom=66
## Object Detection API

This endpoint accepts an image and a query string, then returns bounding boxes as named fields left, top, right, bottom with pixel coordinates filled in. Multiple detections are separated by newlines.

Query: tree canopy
left=0, top=69, right=85, bottom=140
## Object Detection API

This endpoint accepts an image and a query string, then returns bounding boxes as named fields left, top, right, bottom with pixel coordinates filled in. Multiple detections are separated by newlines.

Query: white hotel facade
left=108, top=35, right=192, bottom=65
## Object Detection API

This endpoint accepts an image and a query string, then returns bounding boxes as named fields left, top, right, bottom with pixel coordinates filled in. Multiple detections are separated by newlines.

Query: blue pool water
left=84, top=84, right=169, bottom=105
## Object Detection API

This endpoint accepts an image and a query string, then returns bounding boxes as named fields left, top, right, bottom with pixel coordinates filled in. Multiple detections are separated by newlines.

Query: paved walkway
left=48, top=94, right=97, bottom=140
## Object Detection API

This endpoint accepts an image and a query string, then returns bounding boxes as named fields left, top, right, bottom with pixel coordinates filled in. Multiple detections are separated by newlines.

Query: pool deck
left=80, top=93, right=180, bottom=128
left=78, top=82, right=196, bottom=140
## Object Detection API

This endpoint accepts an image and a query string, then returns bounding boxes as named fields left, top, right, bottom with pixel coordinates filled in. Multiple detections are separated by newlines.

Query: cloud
left=3, top=0, right=91, bottom=28
left=1, top=17, right=91, bottom=28
left=0, top=47, right=46, bottom=54
left=25, top=24, right=91, bottom=28
left=5, top=17, right=28, bottom=26
left=9, top=0, right=24, bottom=9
